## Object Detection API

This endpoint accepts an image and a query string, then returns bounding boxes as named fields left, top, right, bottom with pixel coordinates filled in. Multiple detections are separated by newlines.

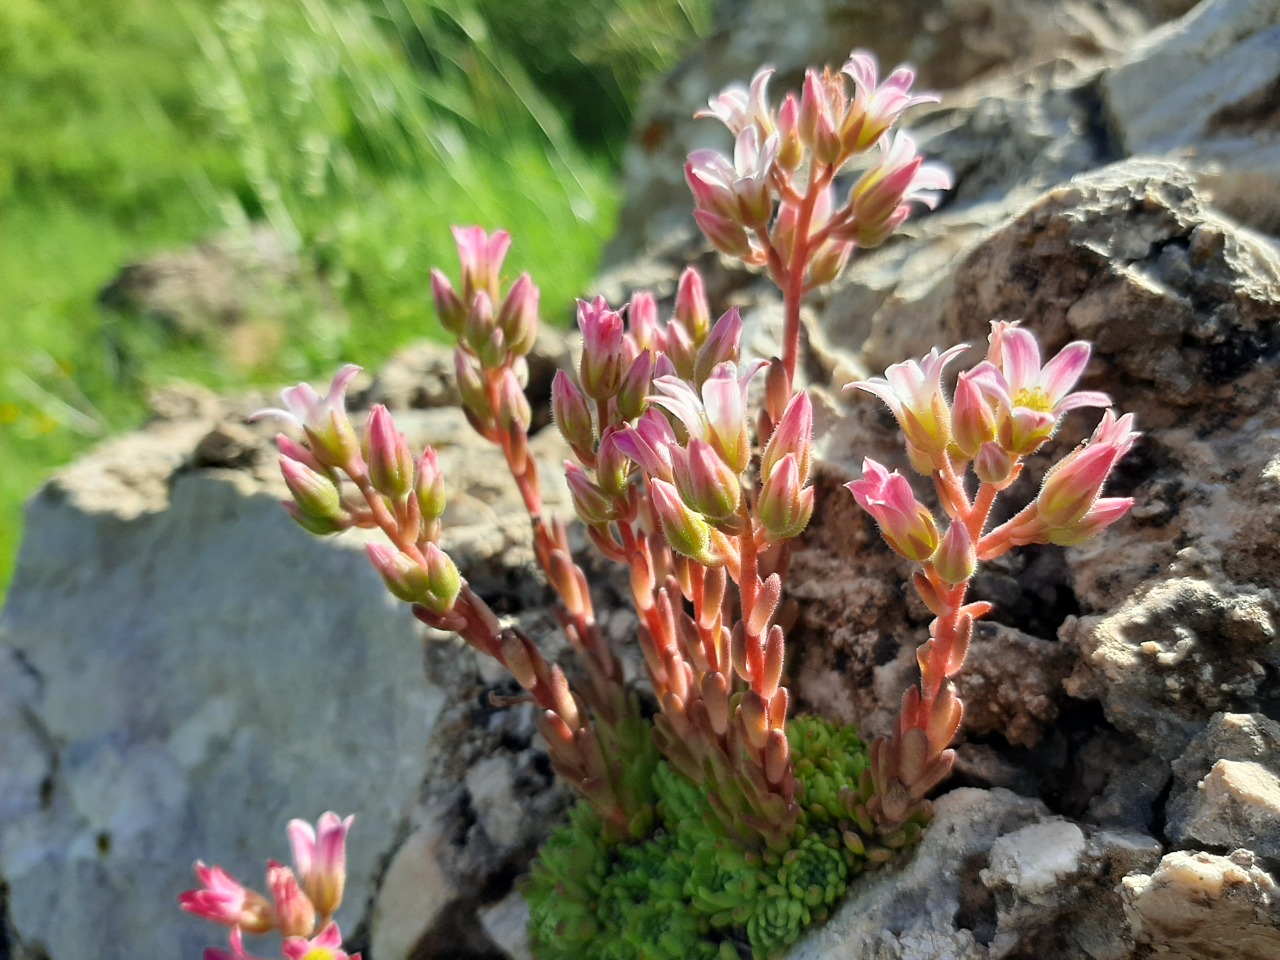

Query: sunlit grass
left=0, top=0, right=712, bottom=594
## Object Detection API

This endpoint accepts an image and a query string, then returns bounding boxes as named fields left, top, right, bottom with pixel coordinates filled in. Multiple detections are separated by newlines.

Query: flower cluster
left=846, top=321, right=1135, bottom=828
left=688, top=51, right=948, bottom=388
left=207, top=42, right=1141, bottom=960
left=180, top=814, right=356, bottom=960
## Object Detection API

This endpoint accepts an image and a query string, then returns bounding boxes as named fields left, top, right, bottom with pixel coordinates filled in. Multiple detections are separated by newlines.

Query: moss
left=525, top=714, right=920, bottom=960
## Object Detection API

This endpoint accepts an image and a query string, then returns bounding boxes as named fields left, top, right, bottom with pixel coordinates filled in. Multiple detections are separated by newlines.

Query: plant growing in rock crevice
left=181, top=46, right=1136, bottom=960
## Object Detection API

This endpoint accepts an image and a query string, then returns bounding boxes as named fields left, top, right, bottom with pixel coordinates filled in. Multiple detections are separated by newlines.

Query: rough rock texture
left=789, top=788, right=1161, bottom=960
left=0, top=391, right=575, bottom=960
left=1121, top=849, right=1280, bottom=959
left=1103, top=0, right=1280, bottom=232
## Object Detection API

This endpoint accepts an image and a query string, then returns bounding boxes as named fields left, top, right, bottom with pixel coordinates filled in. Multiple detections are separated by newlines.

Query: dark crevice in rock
left=953, top=852, right=998, bottom=946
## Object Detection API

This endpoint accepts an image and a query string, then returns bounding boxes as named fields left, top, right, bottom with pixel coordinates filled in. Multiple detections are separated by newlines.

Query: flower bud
left=288, top=812, right=353, bottom=920
left=933, top=522, right=976, bottom=585
left=974, top=441, right=1015, bottom=485
left=694, top=308, right=742, bottom=385
left=463, top=291, right=497, bottom=358
left=757, top=454, right=814, bottom=542
left=674, top=437, right=741, bottom=521
left=577, top=297, right=627, bottom=400
left=495, top=367, right=531, bottom=433
left=594, top=426, right=631, bottom=499
left=495, top=273, right=538, bottom=357
left=367, top=543, right=459, bottom=613
left=566, top=462, right=615, bottom=525
left=415, top=448, right=446, bottom=523
left=421, top=543, right=461, bottom=614
left=628, top=292, right=660, bottom=353
left=616, top=350, right=654, bottom=423
left=1035, top=442, right=1123, bottom=529
left=1045, top=496, right=1134, bottom=546
left=365, top=405, right=414, bottom=501
left=452, top=225, right=510, bottom=303
left=845, top=458, right=940, bottom=563
left=761, top=390, right=813, bottom=485
left=806, top=240, right=853, bottom=288
left=650, top=478, right=719, bottom=566
left=280, top=456, right=345, bottom=522
left=674, top=269, right=709, bottom=343
left=267, top=862, right=315, bottom=939
left=951, top=371, right=996, bottom=458
left=551, top=371, right=595, bottom=458
left=997, top=406, right=1057, bottom=456
left=430, top=269, right=466, bottom=336
left=454, top=348, right=491, bottom=421
left=776, top=93, right=804, bottom=171
left=693, top=209, right=752, bottom=260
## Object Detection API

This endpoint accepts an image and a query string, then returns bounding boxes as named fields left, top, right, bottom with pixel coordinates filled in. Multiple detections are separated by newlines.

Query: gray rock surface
left=0, top=393, right=575, bottom=960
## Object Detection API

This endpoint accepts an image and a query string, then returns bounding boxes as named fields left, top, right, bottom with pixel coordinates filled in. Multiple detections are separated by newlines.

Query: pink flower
left=614, top=408, right=678, bottom=483
left=649, top=360, right=765, bottom=473
left=452, top=226, right=511, bottom=302
left=697, top=64, right=776, bottom=136
left=843, top=132, right=951, bottom=247
left=179, top=862, right=275, bottom=934
left=1034, top=410, right=1138, bottom=529
left=686, top=126, right=780, bottom=229
left=252, top=366, right=363, bottom=471
left=846, top=343, right=969, bottom=469
left=281, top=922, right=361, bottom=960
left=840, top=52, right=938, bottom=154
left=845, top=458, right=940, bottom=563
left=971, top=321, right=1113, bottom=455
left=288, top=812, right=354, bottom=919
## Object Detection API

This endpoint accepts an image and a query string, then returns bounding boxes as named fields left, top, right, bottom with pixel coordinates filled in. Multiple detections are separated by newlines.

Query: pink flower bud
left=495, top=368, right=531, bottom=433
left=693, top=209, right=752, bottom=260
left=650, top=478, right=718, bottom=565
left=951, top=370, right=996, bottom=458
left=685, top=151, right=741, bottom=223
left=462, top=291, right=497, bottom=357
left=845, top=458, right=940, bottom=563
left=776, top=93, right=804, bottom=171
left=761, top=390, right=813, bottom=484
left=366, top=544, right=459, bottom=613
left=283, top=502, right=347, bottom=536
left=806, top=239, right=853, bottom=287
left=595, top=425, right=631, bottom=498
left=674, top=437, right=742, bottom=520
left=933, top=522, right=976, bottom=585
left=268, top=862, right=316, bottom=939
left=664, top=320, right=697, bottom=381
left=1045, top=496, right=1134, bottom=546
left=974, top=441, right=1015, bottom=485
left=694, top=308, right=742, bottom=384
left=1035, top=417, right=1136, bottom=529
left=454, top=348, right=491, bottom=421
left=287, top=812, right=353, bottom=920
left=627, top=292, right=661, bottom=353
left=614, top=409, right=676, bottom=482
left=566, top=462, right=616, bottom=525
left=577, top=297, right=627, bottom=400
left=414, top=448, right=446, bottom=523
left=495, top=273, right=538, bottom=356
left=757, top=453, right=814, bottom=542
left=280, top=456, right=345, bottom=523
left=365, top=406, right=414, bottom=501
left=430, top=269, right=466, bottom=336
left=616, top=350, right=655, bottom=423
left=551, top=370, right=595, bottom=456
left=179, top=862, right=275, bottom=933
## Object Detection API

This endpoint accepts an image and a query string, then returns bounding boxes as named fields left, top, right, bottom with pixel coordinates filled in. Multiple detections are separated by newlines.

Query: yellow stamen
left=1013, top=386, right=1052, bottom=412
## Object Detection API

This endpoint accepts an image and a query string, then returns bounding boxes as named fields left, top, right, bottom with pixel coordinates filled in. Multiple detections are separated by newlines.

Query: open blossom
left=968, top=321, right=1112, bottom=455
left=697, top=64, right=776, bottom=135
left=649, top=360, right=766, bottom=473
left=840, top=52, right=938, bottom=154
left=281, top=922, right=362, bottom=960
left=842, top=132, right=952, bottom=247
left=252, top=366, right=363, bottom=471
left=179, top=863, right=274, bottom=934
left=846, top=343, right=968, bottom=470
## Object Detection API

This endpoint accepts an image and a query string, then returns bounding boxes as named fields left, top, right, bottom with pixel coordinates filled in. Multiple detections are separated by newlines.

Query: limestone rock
left=0, top=390, right=574, bottom=960
left=1102, top=0, right=1280, bottom=232
left=789, top=787, right=1161, bottom=960
left=1121, top=849, right=1280, bottom=959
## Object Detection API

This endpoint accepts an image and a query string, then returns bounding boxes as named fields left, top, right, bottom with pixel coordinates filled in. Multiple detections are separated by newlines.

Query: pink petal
left=1039, top=342, right=1091, bottom=401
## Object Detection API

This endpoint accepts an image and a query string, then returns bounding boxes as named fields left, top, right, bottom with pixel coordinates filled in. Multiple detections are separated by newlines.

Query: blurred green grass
left=0, top=0, right=711, bottom=592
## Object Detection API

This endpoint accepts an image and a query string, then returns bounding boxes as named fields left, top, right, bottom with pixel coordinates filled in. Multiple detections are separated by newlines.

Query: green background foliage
left=0, top=0, right=713, bottom=593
